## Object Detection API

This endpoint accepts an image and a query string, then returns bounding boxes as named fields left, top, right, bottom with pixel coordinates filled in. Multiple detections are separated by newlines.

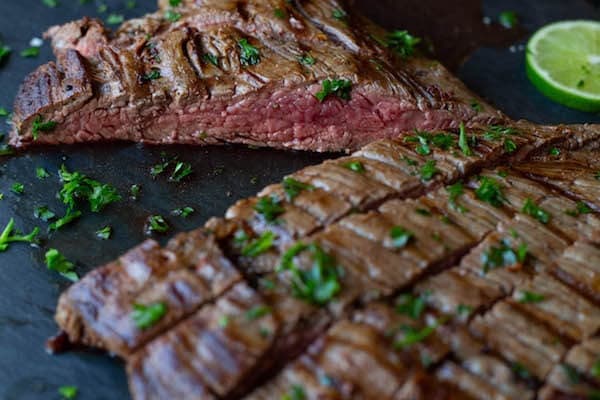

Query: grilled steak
left=9, top=0, right=503, bottom=151
left=51, top=121, right=600, bottom=399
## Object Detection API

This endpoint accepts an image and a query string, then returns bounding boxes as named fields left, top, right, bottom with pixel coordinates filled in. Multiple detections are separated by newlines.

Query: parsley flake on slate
left=218, top=315, right=230, bottom=328
left=20, top=47, right=41, bottom=58
left=145, top=215, right=169, bottom=234
left=49, top=210, right=82, bottom=231
left=522, top=198, right=550, bottom=224
left=0, top=218, right=39, bottom=252
left=106, top=13, right=124, bottom=25
left=315, top=79, right=352, bottom=102
left=456, top=304, right=473, bottom=317
left=238, top=38, right=260, bottom=66
left=45, top=248, right=78, bottom=282
left=458, top=123, right=473, bottom=156
left=385, top=30, right=421, bottom=58
left=130, top=184, right=141, bottom=200
left=561, top=364, right=580, bottom=384
left=420, top=159, right=439, bottom=181
left=254, top=195, right=285, bottom=222
left=0, top=43, right=11, bottom=64
left=396, top=292, right=428, bottom=319
left=390, top=226, right=414, bottom=248
left=499, top=11, right=518, bottom=29
left=172, top=206, right=194, bottom=218
left=42, top=0, right=59, bottom=7
left=517, top=290, right=545, bottom=304
left=96, top=226, right=112, bottom=240
left=11, top=182, right=24, bottom=194
left=342, top=160, right=365, bottom=173
left=34, top=206, right=56, bottom=222
left=58, top=385, right=78, bottom=400
left=245, top=305, right=271, bottom=321
left=242, top=231, right=276, bottom=257
left=481, top=238, right=528, bottom=274
left=31, top=115, right=57, bottom=139
left=278, top=242, right=342, bottom=305
left=58, top=165, right=121, bottom=213
left=169, top=161, right=193, bottom=182
left=475, top=176, right=506, bottom=207
left=282, top=177, right=314, bottom=201
left=36, top=167, right=50, bottom=179
left=132, top=302, right=167, bottom=329
left=0, top=107, right=9, bottom=116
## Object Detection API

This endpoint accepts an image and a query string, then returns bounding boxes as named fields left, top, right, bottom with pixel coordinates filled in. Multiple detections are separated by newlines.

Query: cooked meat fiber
left=51, top=122, right=600, bottom=399
left=10, top=0, right=503, bottom=151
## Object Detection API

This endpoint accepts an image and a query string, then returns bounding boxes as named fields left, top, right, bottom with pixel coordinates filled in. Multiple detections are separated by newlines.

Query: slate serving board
left=0, top=1, right=598, bottom=399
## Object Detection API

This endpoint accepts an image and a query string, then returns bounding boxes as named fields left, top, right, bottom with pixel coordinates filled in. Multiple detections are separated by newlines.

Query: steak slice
left=10, top=0, right=503, bottom=151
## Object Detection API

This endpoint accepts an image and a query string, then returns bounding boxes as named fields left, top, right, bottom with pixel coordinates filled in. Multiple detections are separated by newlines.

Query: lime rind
left=526, top=20, right=600, bottom=112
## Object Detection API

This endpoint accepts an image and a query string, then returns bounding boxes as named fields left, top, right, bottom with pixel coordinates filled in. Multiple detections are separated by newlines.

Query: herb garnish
left=458, top=123, right=472, bottom=156
left=0, top=42, right=11, bottom=64
left=499, top=11, right=518, bottom=29
left=396, top=292, right=428, bottom=319
left=394, top=322, right=439, bottom=349
left=145, top=215, right=169, bottom=234
left=549, top=147, right=561, bottom=156
left=281, top=385, right=306, bottom=400
left=241, top=231, right=276, bottom=257
left=475, top=176, right=506, bottom=207
left=42, top=0, right=59, bottom=7
left=169, top=0, right=182, bottom=6
left=273, top=8, right=286, bottom=19
left=132, top=302, right=167, bottom=329
left=45, top=248, right=78, bottom=281
left=165, top=10, right=181, bottom=22
left=315, top=79, right=352, bottom=102
left=522, top=198, right=550, bottom=224
left=561, top=364, right=580, bottom=385
left=169, top=161, right=192, bottom=182
left=481, top=238, right=528, bottom=274
left=58, top=165, right=121, bottom=213
left=385, top=30, right=421, bottom=58
left=106, top=14, right=124, bottom=25
left=0, top=107, right=9, bottom=117
left=245, top=305, right=271, bottom=320
left=332, top=8, right=347, bottom=21
left=11, top=182, right=24, bottom=194
left=36, top=167, right=49, bottom=179
left=566, top=201, right=593, bottom=217
left=0, top=145, right=13, bottom=156
left=58, top=385, right=78, bottom=400
left=420, top=160, right=439, bottom=181
left=277, top=242, right=342, bottom=305
left=254, top=195, right=285, bottom=222
left=20, top=47, right=40, bottom=58
left=202, top=53, right=218, bottom=67
left=218, top=315, right=230, bottom=328
left=343, top=160, right=365, bottom=173
left=517, top=290, right=544, bottom=304
left=0, top=219, right=39, bottom=252
left=238, top=39, right=260, bottom=66
left=31, top=115, right=57, bottom=139
left=447, top=181, right=468, bottom=213
left=456, top=304, right=472, bottom=317
left=172, top=206, right=194, bottom=217
left=130, top=184, right=141, bottom=200
left=142, top=68, right=161, bottom=81
left=282, top=177, right=314, bottom=200
left=405, top=130, right=456, bottom=155
left=96, top=226, right=112, bottom=240
left=299, top=53, right=315, bottom=65
left=504, top=138, right=517, bottom=153
left=49, top=210, right=82, bottom=231
left=390, top=226, right=414, bottom=248
left=34, top=206, right=56, bottom=222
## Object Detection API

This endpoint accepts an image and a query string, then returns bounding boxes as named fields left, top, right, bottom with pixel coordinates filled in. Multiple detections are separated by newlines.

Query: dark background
left=0, top=1, right=598, bottom=399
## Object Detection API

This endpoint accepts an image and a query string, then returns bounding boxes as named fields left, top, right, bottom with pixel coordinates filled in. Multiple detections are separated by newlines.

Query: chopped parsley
left=0, top=218, right=39, bottom=252
left=483, top=125, right=519, bottom=141
left=36, top=167, right=50, bottom=179
left=202, top=53, right=218, bottom=67
left=447, top=181, right=468, bottom=213
left=405, top=131, right=455, bottom=155
left=561, top=364, right=580, bottom=385
left=165, top=10, right=181, bottom=22
left=130, top=184, right=141, bottom=200
left=282, top=177, right=314, bottom=201
left=549, top=147, right=561, bottom=156
left=342, top=160, right=365, bottom=173
left=238, top=38, right=260, bottom=66
left=517, top=290, right=545, bottom=304
left=299, top=53, right=315, bottom=65
left=420, top=159, right=439, bottom=181
left=273, top=8, right=286, bottom=19
left=245, top=305, right=271, bottom=320
left=241, top=231, right=276, bottom=257
left=43, top=0, right=59, bottom=7
left=31, top=115, right=57, bottom=139
left=566, top=201, right=593, bottom=217
left=332, top=8, right=347, bottom=21
left=171, top=206, right=194, bottom=217
left=96, top=226, right=112, bottom=240
left=396, top=292, right=428, bottom=319
left=277, top=242, right=342, bottom=305
left=315, top=79, right=352, bottom=102
left=281, top=385, right=306, bottom=400
left=218, top=314, right=230, bottom=328
left=132, top=302, right=167, bottom=329
left=169, top=161, right=192, bottom=182
left=385, top=30, right=421, bottom=58
left=471, top=101, right=482, bottom=112
left=11, top=182, right=24, bottom=194
left=522, top=198, right=550, bottom=224
left=394, top=322, right=438, bottom=349
left=169, top=0, right=182, bottom=6
left=475, top=176, right=506, bottom=207
left=20, top=46, right=41, bottom=58
left=0, top=107, right=9, bottom=116
left=499, top=11, right=518, bottom=29
left=49, top=210, right=82, bottom=231
left=390, top=226, right=414, bottom=248
left=58, top=385, right=78, bottom=400
left=145, top=215, right=169, bottom=234
left=458, top=123, right=472, bottom=156
left=481, top=238, right=528, bottom=274
left=34, top=206, right=56, bottom=222
left=254, top=195, right=285, bottom=222
left=142, top=68, right=161, bottom=81
left=106, top=14, right=124, bottom=25
left=45, top=248, right=78, bottom=282
left=0, top=43, right=11, bottom=64
left=58, top=165, right=121, bottom=213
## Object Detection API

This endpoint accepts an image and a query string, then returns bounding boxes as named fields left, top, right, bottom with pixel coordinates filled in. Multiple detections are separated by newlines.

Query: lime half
left=526, top=20, right=600, bottom=113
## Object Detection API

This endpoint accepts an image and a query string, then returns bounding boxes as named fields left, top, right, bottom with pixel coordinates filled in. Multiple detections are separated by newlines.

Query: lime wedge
left=526, top=20, right=600, bottom=113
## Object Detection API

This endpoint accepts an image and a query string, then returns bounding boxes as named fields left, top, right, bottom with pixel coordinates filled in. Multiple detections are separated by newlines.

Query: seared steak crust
left=10, top=0, right=502, bottom=151
left=51, top=121, right=600, bottom=399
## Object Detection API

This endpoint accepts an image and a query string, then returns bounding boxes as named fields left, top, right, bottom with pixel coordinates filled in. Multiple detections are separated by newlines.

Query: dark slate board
left=0, top=1, right=598, bottom=399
